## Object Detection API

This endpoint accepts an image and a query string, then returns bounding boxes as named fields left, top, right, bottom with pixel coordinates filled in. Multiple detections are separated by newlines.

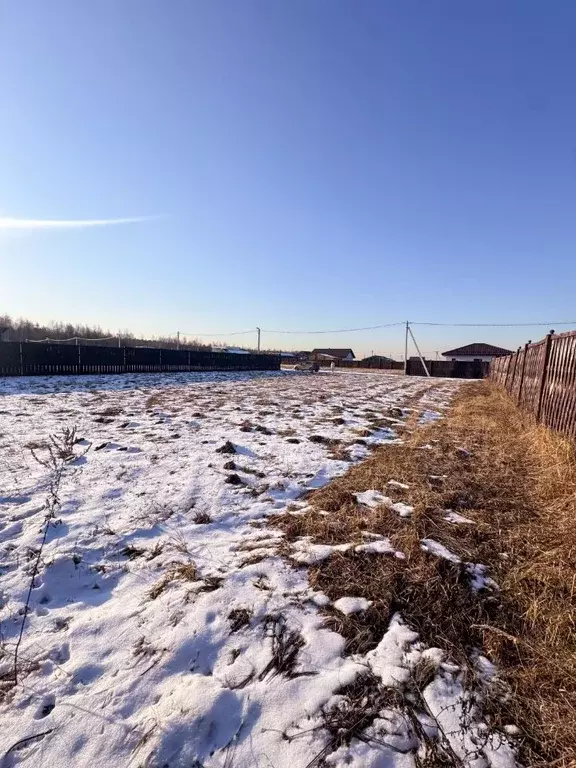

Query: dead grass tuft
left=145, top=394, right=161, bottom=411
left=259, top=615, right=305, bottom=680
left=216, top=440, right=236, bottom=455
left=193, top=511, right=212, bottom=524
left=228, top=608, right=252, bottom=633
left=320, top=671, right=404, bottom=748
left=149, top=562, right=198, bottom=600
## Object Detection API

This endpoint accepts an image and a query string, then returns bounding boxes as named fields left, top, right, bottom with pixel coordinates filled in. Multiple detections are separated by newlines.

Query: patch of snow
left=387, top=479, right=410, bottom=490
left=420, top=409, right=442, bottom=424
left=390, top=501, right=414, bottom=518
left=333, top=596, right=372, bottom=615
left=347, top=443, right=369, bottom=461
left=423, top=671, right=517, bottom=767
left=355, top=539, right=398, bottom=556
left=366, top=613, right=419, bottom=686
left=354, top=489, right=392, bottom=508
left=466, top=562, right=499, bottom=592
left=291, top=538, right=352, bottom=564
left=444, top=511, right=475, bottom=524
left=420, top=538, right=461, bottom=563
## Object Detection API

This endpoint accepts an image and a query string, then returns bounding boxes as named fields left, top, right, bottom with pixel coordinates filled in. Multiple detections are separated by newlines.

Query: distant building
left=213, top=346, right=251, bottom=355
left=361, top=355, right=394, bottom=364
left=311, top=348, right=355, bottom=361
left=442, top=343, right=512, bottom=362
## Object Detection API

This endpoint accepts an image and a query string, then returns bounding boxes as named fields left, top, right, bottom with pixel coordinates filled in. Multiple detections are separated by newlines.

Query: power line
left=411, top=321, right=576, bottom=327
left=22, top=320, right=576, bottom=346
left=181, top=320, right=576, bottom=337
left=261, top=321, right=405, bottom=334
left=178, top=329, right=255, bottom=337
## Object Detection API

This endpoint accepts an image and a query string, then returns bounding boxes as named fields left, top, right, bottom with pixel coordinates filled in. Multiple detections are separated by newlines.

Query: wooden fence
left=0, top=342, right=280, bottom=377
left=407, top=359, right=489, bottom=379
left=490, top=330, right=576, bottom=439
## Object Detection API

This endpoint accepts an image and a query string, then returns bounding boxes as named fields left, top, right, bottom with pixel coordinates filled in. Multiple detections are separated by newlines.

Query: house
left=361, top=355, right=394, bottom=364
left=213, top=346, right=251, bottom=355
left=442, top=343, right=513, bottom=362
left=311, top=348, right=355, bottom=361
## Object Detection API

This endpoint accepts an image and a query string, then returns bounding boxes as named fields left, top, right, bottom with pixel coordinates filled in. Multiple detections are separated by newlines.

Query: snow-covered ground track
left=0, top=371, right=516, bottom=767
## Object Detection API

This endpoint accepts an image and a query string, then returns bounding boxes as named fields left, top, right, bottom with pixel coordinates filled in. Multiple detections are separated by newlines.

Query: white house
left=442, top=343, right=512, bottom=362
left=311, top=348, right=356, bottom=362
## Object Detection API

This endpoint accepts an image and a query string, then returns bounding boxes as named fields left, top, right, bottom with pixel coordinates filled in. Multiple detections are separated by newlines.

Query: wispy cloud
left=0, top=216, right=156, bottom=231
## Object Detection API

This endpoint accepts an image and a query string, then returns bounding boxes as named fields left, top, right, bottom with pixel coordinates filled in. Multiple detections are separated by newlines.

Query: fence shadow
left=0, top=369, right=292, bottom=396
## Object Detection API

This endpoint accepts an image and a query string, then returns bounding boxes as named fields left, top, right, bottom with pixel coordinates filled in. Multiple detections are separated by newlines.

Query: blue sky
left=1, top=1, right=575, bottom=357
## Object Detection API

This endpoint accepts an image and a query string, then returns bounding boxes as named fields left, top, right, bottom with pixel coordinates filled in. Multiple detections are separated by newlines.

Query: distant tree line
left=0, top=315, right=210, bottom=351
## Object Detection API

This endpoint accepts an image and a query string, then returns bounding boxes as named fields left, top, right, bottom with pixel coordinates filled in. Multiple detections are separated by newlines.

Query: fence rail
left=0, top=342, right=280, bottom=377
left=490, top=330, right=576, bottom=439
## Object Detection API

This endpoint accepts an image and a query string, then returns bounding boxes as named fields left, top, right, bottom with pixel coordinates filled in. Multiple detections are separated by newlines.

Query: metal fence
left=490, top=330, right=576, bottom=439
left=317, top=359, right=404, bottom=371
left=0, top=342, right=280, bottom=377
left=407, top=359, right=489, bottom=378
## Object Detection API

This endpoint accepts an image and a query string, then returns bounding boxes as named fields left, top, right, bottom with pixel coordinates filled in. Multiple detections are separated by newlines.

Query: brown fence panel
left=540, top=333, right=576, bottom=439
left=510, top=348, right=525, bottom=400
left=557, top=334, right=576, bottom=438
left=490, top=330, right=576, bottom=441
left=518, top=340, right=546, bottom=411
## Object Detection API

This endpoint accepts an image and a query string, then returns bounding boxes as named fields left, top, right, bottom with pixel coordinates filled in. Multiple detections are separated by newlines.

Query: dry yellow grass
left=271, top=380, right=576, bottom=766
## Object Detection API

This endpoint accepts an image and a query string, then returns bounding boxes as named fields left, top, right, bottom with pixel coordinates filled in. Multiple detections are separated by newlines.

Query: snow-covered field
left=0, top=371, right=514, bottom=767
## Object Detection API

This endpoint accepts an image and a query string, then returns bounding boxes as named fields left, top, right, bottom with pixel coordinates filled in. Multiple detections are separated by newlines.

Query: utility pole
left=177, top=331, right=180, bottom=350
left=256, top=327, right=261, bottom=352
left=408, top=325, right=430, bottom=377
left=404, top=321, right=409, bottom=374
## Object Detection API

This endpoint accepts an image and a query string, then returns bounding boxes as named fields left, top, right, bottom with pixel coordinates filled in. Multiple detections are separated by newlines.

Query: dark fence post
left=536, top=332, right=554, bottom=423
left=517, top=343, right=529, bottom=404
left=19, top=342, right=24, bottom=376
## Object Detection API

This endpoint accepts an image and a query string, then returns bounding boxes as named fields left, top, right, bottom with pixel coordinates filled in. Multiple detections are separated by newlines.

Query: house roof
left=311, top=348, right=355, bottom=359
left=442, top=343, right=513, bottom=357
